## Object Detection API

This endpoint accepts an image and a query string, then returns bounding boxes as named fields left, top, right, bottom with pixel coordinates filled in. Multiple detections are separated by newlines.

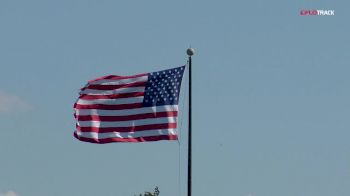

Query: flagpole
left=186, top=48, right=194, bottom=196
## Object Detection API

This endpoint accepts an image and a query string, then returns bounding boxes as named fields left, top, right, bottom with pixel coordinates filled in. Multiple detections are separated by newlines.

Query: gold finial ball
left=186, top=48, right=195, bottom=56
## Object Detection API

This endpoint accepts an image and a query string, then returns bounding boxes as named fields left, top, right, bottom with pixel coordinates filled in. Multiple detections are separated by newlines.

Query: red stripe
left=79, top=92, right=144, bottom=100
left=83, top=81, right=146, bottom=91
left=88, top=73, right=148, bottom=83
left=76, top=123, right=177, bottom=133
left=74, top=132, right=177, bottom=143
left=75, top=111, right=178, bottom=122
left=74, top=103, right=143, bottom=110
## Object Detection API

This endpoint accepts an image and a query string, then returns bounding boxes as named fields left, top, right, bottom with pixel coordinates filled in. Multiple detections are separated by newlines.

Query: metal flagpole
left=186, top=48, right=194, bottom=196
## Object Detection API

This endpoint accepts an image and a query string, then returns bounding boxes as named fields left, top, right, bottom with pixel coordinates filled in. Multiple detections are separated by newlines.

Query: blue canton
left=143, top=66, right=186, bottom=107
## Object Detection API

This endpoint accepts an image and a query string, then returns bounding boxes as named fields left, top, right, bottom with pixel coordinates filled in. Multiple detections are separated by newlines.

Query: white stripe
left=75, top=105, right=178, bottom=116
left=77, top=117, right=177, bottom=128
left=89, top=76, right=148, bottom=85
left=80, top=87, right=145, bottom=95
left=75, top=129, right=177, bottom=139
left=76, top=96, right=144, bottom=105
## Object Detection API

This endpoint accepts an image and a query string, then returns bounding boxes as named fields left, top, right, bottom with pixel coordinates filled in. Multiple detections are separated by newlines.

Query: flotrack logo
left=300, top=9, right=335, bottom=16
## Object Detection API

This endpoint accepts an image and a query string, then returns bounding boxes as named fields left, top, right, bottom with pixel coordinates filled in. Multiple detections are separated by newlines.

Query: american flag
left=73, top=66, right=186, bottom=143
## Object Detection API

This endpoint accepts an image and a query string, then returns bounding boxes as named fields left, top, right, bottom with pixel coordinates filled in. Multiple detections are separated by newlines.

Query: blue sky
left=1, top=0, right=349, bottom=196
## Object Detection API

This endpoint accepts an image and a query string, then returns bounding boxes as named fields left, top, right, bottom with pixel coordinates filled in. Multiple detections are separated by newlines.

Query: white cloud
left=0, top=191, right=18, bottom=196
left=0, top=90, right=32, bottom=114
